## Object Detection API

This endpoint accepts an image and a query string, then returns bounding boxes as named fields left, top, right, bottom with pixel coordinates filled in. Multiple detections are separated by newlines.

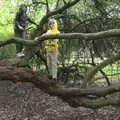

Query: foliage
left=0, top=0, right=120, bottom=110
left=0, top=0, right=120, bottom=84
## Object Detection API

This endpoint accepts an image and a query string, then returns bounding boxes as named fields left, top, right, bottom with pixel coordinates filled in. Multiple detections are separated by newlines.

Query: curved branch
left=82, top=53, right=120, bottom=88
left=0, top=64, right=120, bottom=108
left=30, top=0, right=81, bottom=38
left=0, top=65, right=120, bottom=98
left=39, top=0, right=81, bottom=25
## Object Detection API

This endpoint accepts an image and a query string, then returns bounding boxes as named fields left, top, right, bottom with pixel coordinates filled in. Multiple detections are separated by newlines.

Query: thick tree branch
left=0, top=37, right=34, bottom=47
left=36, top=29, right=120, bottom=41
left=67, top=97, right=120, bottom=109
left=51, top=85, right=120, bottom=97
left=0, top=64, right=120, bottom=108
left=0, top=66, right=55, bottom=90
left=0, top=29, right=120, bottom=48
left=0, top=64, right=120, bottom=98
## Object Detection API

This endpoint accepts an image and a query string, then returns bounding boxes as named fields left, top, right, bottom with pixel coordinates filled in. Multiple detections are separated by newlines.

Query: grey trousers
left=46, top=51, right=58, bottom=79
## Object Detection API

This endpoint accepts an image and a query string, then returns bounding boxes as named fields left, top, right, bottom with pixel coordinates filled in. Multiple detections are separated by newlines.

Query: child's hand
left=18, top=25, right=24, bottom=30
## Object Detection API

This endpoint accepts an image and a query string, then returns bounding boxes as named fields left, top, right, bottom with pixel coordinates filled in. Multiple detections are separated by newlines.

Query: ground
left=0, top=80, right=119, bottom=120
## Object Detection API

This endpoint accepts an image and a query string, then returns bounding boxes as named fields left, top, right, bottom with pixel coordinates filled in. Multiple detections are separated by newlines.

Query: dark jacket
left=14, top=11, right=37, bottom=31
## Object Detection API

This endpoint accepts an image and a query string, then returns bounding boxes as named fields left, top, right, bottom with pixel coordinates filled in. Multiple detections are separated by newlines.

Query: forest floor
left=0, top=80, right=119, bottom=120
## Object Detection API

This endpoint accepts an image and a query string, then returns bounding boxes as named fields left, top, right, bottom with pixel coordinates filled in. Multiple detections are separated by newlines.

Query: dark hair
left=19, top=4, right=27, bottom=12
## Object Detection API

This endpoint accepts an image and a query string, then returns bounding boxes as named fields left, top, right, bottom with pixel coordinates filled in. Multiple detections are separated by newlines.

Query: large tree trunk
left=0, top=60, right=120, bottom=109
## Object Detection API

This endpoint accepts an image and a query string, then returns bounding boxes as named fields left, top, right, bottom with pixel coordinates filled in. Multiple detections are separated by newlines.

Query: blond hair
left=48, top=19, right=58, bottom=31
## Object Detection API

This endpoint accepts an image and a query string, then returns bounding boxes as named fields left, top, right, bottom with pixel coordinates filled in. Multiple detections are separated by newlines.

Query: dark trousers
left=14, top=29, right=24, bottom=53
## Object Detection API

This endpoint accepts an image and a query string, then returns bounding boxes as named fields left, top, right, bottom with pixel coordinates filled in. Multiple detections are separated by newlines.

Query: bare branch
left=35, top=29, right=120, bottom=41
left=46, top=0, right=50, bottom=13
left=56, top=0, right=60, bottom=9
left=39, top=0, right=81, bottom=25
left=0, top=29, right=120, bottom=47
left=32, top=0, right=46, bottom=5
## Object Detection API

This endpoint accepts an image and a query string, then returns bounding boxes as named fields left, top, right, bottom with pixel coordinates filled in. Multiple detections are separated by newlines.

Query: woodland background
left=0, top=0, right=120, bottom=119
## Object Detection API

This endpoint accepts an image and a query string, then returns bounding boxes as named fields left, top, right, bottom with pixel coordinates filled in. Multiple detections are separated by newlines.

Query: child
left=44, top=19, right=60, bottom=81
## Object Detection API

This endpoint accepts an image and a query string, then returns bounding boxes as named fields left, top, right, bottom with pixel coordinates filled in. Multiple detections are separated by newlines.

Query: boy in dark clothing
left=14, top=4, right=38, bottom=56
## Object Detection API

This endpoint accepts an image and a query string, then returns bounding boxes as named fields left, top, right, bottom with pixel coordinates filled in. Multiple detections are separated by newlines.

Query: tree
left=0, top=0, right=120, bottom=109
left=0, top=29, right=120, bottom=109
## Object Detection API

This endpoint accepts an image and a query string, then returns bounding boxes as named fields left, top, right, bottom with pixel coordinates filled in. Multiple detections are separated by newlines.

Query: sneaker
left=16, top=52, right=25, bottom=57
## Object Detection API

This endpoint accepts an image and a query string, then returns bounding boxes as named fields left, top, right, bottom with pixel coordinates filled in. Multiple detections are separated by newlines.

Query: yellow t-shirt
left=45, top=29, right=60, bottom=51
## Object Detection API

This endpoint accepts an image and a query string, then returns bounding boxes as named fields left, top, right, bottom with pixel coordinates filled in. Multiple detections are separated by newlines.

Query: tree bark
left=0, top=29, right=120, bottom=108
left=0, top=29, right=120, bottom=48
left=0, top=63, right=120, bottom=109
